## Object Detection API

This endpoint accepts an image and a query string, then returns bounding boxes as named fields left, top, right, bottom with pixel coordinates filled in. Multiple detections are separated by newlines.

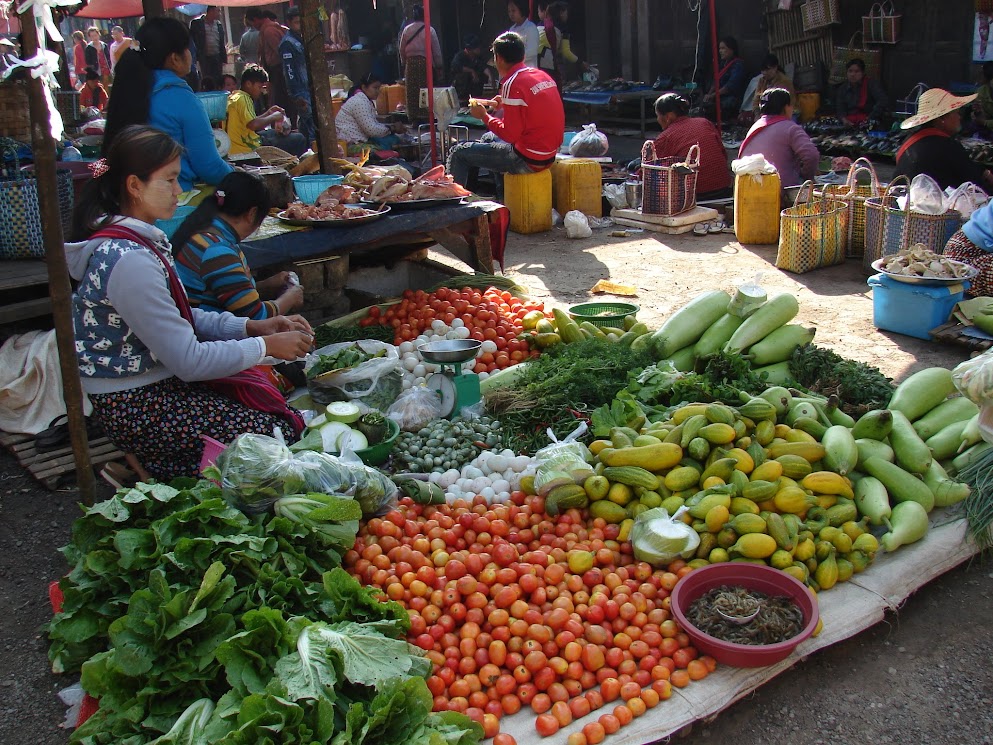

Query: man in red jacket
left=448, top=31, right=564, bottom=195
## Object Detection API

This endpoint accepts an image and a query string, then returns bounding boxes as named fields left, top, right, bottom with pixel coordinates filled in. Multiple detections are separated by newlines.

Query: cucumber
left=724, top=293, right=800, bottom=354
left=887, top=367, right=956, bottom=422
left=861, top=456, right=935, bottom=512
left=650, top=290, right=732, bottom=359
left=912, top=397, right=979, bottom=441
left=888, top=410, right=933, bottom=475
left=742, top=324, right=816, bottom=366
left=693, top=313, right=745, bottom=359
left=326, top=401, right=362, bottom=423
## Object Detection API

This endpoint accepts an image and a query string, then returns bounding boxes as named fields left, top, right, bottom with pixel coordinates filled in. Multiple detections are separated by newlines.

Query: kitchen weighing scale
left=418, top=340, right=482, bottom=418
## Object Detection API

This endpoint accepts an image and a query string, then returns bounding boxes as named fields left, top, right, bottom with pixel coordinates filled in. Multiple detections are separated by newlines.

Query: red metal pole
left=423, top=0, right=438, bottom=166
left=709, top=0, right=721, bottom=129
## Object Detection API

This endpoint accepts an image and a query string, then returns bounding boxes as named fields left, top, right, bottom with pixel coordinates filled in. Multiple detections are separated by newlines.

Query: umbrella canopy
left=73, top=0, right=284, bottom=18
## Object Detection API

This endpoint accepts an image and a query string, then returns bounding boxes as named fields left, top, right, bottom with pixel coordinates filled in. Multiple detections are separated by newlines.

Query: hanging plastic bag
left=727, top=273, right=768, bottom=318
left=387, top=386, right=443, bottom=432
left=564, top=210, right=593, bottom=239
left=731, top=154, right=778, bottom=184
left=569, top=123, right=609, bottom=157
left=305, top=340, right=403, bottom=411
left=907, top=173, right=946, bottom=215
left=946, top=182, right=989, bottom=220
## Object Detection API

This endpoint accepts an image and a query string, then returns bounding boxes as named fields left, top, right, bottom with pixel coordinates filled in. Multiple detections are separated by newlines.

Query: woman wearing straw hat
left=893, top=88, right=993, bottom=191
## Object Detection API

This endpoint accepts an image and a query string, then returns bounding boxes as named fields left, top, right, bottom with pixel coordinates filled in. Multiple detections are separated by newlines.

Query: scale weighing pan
left=417, top=339, right=482, bottom=363
left=418, top=340, right=482, bottom=417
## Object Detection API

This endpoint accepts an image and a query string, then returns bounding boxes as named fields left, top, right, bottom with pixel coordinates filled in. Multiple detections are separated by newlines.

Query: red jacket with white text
left=483, top=63, right=564, bottom=170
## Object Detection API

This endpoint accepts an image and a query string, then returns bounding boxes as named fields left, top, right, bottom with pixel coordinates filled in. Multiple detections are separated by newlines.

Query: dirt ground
left=1, top=226, right=990, bottom=745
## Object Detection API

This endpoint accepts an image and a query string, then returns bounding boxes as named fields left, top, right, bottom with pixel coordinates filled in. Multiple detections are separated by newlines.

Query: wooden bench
left=0, top=260, right=52, bottom=324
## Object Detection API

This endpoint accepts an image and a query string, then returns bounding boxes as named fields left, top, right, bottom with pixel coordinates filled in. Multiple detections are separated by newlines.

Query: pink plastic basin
left=670, top=562, right=819, bottom=668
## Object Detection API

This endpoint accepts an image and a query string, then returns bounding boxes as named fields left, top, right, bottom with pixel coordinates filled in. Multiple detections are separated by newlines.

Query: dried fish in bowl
left=878, top=244, right=975, bottom=279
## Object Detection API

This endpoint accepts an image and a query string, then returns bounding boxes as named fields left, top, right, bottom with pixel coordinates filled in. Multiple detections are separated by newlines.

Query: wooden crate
left=0, top=429, right=123, bottom=490
left=929, top=321, right=993, bottom=353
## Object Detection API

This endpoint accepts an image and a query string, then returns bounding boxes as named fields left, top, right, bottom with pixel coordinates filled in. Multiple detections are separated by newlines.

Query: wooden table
left=562, top=87, right=660, bottom=139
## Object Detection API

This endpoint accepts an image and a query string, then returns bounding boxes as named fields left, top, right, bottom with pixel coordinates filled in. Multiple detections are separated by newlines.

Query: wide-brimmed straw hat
left=0, top=38, right=15, bottom=48
left=901, top=88, right=977, bottom=129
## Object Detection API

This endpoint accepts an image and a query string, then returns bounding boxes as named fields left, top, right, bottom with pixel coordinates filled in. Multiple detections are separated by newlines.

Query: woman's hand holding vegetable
left=261, top=330, right=313, bottom=360
left=248, top=314, right=313, bottom=337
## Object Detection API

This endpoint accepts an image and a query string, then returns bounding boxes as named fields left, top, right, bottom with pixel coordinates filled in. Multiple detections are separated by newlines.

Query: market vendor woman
left=835, top=59, right=887, bottom=127
left=944, top=200, right=993, bottom=297
left=67, top=126, right=312, bottom=481
left=893, top=88, right=993, bottom=191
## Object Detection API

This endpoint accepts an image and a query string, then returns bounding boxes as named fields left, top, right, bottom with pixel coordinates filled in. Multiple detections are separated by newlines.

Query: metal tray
left=417, top=339, right=481, bottom=363
left=870, top=258, right=978, bottom=285
left=363, top=196, right=466, bottom=211
left=276, top=205, right=391, bottom=227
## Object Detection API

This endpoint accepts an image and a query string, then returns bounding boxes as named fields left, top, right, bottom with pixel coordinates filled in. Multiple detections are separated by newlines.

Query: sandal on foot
left=100, top=462, right=137, bottom=490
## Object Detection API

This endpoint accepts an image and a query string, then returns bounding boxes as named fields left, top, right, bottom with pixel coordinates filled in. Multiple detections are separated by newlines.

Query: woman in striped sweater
left=172, top=172, right=304, bottom=319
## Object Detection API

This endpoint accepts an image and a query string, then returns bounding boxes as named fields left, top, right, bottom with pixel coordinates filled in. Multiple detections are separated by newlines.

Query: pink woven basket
left=200, top=435, right=227, bottom=474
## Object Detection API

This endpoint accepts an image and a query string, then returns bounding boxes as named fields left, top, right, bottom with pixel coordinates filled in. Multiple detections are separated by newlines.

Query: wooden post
left=423, top=0, right=437, bottom=166
left=300, top=0, right=339, bottom=173
left=142, top=0, right=165, bottom=19
left=709, top=0, right=722, bottom=129
left=19, top=12, right=96, bottom=503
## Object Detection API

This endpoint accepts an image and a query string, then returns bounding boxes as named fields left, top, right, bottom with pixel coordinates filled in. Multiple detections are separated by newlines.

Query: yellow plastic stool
left=551, top=159, right=602, bottom=217
left=504, top=169, right=553, bottom=234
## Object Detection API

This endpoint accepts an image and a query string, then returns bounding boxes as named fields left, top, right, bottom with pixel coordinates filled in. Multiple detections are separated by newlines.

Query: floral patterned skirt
left=943, top=229, right=993, bottom=297
left=89, top=376, right=298, bottom=481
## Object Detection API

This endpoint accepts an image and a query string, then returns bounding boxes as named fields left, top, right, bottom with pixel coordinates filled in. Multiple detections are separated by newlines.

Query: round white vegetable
left=412, top=364, right=426, bottom=378
left=480, top=340, right=498, bottom=354
left=326, top=401, right=361, bottom=423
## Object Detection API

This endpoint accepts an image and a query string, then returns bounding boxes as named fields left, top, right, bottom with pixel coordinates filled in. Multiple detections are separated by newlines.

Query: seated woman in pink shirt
left=737, top=88, right=819, bottom=189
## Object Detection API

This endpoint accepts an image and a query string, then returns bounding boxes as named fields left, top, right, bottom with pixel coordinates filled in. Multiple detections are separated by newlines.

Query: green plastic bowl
left=568, top=302, right=640, bottom=328
left=355, top=418, right=400, bottom=466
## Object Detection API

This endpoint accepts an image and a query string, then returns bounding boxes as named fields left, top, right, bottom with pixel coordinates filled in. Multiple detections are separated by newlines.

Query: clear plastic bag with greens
left=630, top=506, right=700, bottom=567
left=306, top=340, right=403, bottom=411
left=206, top=433, right=306, bottom=514
left=337, top=447, right=399, bottom=516
left=533, top=422, right=594, bottom=495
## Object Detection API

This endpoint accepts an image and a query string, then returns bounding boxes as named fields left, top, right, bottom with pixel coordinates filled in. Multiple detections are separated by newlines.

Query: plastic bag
left=946, top=182, right=989, bottom=220
left=953, top=349, right=993, bottom=407
left=727, top=273, right=767, bottom=318
left=387, top=386, right=443, bottom=432
left=338, top=447, right=399, bottom=515
left=306, top=340, right=403, bottom=411
left=209, top=433, right=306, bottom=514
left=59, top=683, right=85, bottom=729
left=533, top=422, right=594, bottom=495
left=551, top=208, right=563, bottom=226
left=630, top=505, right=701, bottom=567
left=731, top=154, right=778, bottom=184
left=569, top=123, right=609, bottom=157
left=908, top=174, right=946, bottom=215
left=603, top=183, right=628, bottom=209
left=564, top=210, right=593, bottom=239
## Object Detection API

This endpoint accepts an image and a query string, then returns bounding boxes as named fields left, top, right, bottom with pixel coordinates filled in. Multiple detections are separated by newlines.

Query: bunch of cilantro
left=49, top=480, right=482, bottom=745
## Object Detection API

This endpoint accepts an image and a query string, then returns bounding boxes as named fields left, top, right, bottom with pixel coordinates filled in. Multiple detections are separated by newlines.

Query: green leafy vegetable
left=308, top=344, right=387, bottom=379
left=788, top=344, right=894, bottom=415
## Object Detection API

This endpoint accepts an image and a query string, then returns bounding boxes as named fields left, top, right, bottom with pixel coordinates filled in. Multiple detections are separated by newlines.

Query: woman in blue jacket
left=104, top=17, right=232, bottom=191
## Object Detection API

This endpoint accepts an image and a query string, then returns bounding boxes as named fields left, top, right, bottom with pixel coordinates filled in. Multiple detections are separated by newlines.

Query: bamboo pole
left=19, top=11, right=96, bottom=503
left=423, top=0, right=437, bottom=166
left=300, top=0, right=339, bottom=173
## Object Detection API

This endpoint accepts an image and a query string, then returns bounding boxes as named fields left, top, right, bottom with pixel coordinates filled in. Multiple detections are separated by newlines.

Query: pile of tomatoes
left=343, top=491, right=715, bottom=744
left=358, top=287, right=550, bottom=374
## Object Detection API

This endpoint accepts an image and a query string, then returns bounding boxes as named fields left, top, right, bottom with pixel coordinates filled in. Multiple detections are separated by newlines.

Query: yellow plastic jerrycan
left=551, top=158, right=602, bottom=217
left=734, top=170, right=782, bottom=245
